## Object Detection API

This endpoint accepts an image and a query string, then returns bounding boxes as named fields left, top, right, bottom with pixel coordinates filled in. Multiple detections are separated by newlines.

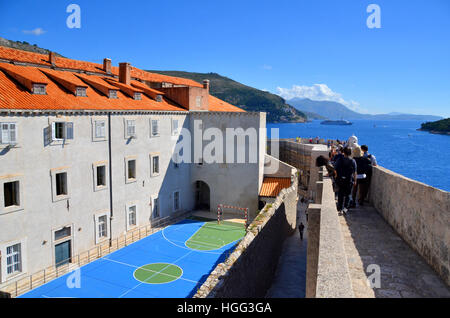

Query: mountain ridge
left=288, top=97, right=443, bottom=121
left=147, top=70, right=307, bottom=123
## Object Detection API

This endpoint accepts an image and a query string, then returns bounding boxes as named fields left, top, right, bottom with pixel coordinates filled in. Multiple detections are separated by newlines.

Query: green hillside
left=419, top=118, right=450, bottom=134
left=148, top=71, right=307, bottom=123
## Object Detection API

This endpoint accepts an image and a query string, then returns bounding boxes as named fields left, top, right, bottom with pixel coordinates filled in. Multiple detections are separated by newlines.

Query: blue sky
left=1, top=0, right=449, bottom=117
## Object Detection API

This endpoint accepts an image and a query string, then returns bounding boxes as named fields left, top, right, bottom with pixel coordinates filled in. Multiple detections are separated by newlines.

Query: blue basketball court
left=19, top=218, right=243, bottom=298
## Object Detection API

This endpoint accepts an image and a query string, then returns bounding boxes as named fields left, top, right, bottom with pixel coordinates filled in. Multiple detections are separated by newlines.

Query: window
left=51, top=168, right=70, bottom=202
left=125, top=120, right=136, bottom=138
left=128, top=160, right=136, bottom=179
left=52, top=122, right=73, bottom=141
left=196, top=96, right=202, bottom=107
left=0, top=123, right=17, bottom=145
left=4, top=181, right=20, bottom=208
left=151, top=155, right=160, bottom=176
left=94, top=120, right=106, bottom=139
left=54, top=227, right=71, bottom=241
left=6, top=243, right=22, bottom=275
left=171, top=119, right=179, bottom=135
left=92, top=162, right=108, bottom=191
left=125, top=158, right=137, bottom=183
left=96, top=166, right=106, bottom=187
left=173, top=191, right=180, bottom=212
left=94, top=212, right=109, bottom=244
left=98, top=215, right=107, bottom=238
left=75, top=87, right=87, bottom=97
left=134, top=92, right=142, bottom=100
left=55, top=172, right=68, bottom=196
left=109, top=90, right=118, bottom=99
left=127, top=205, right=137, bottom=229
left=32, top=84, right=46, bottom=95
left=150, top=119, right=159, bottom=137
left=152, top=197, right=160, bottom=219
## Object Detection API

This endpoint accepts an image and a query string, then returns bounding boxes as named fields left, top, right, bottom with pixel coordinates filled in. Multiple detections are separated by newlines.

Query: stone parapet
left=306, top=167, right=354, bottom=298
left=369, top=166, right=450, bottom=286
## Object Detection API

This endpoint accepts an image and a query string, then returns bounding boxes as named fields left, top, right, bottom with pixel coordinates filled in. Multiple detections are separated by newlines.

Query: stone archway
left=194, top=180, right=210, bottom=211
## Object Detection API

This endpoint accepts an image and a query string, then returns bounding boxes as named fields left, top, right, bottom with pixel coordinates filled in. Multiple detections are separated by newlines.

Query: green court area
left=134, top=263, right=183, bottom=284
left=185, top=217, right=246, bottom=251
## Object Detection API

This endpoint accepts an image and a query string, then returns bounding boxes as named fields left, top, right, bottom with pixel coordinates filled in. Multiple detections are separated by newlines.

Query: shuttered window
left=0, top=123, right=17, bottom=144
left=95, top=121, right=106, bottom=139
left=6, top=243, right=22, bottom=275
left=126, top=120, right=136, bottom=138
left=171, top=119, right=179, bottom=135
left=150, top=119, right=159, bottom=137
left=52, top=122, right=73, bottom=141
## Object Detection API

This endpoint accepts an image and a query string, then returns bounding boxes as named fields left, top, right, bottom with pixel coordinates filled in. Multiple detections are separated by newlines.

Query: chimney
left=49, top=51, right=56, bottom=65
left=203, top=79, right=210, bottom=93
left=119, top=62, right=131, bottom=85
left=103, top=58, right=111, bottom=74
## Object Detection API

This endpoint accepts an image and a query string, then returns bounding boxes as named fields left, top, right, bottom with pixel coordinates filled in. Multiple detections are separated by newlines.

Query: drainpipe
left=108, top=113, right=114, bottom=246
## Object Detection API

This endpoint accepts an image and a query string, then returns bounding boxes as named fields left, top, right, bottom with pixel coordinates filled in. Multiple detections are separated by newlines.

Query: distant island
left=288, top=97, right=443, bottom=122
left=418, top=118, right=450, bottom=135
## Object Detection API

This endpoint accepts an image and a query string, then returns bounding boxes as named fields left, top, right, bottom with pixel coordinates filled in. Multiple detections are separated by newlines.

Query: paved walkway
left=265, top=201, right=307, bottom=298
left=340, top=204, right=450, bottom=298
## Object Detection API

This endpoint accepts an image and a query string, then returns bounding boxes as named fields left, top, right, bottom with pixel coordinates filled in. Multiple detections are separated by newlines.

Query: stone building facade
left=0, top=47, right=266, bottom=286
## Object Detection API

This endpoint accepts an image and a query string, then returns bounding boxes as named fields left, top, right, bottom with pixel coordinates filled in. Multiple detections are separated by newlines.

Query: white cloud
left=22, top=28, right=46, bottom=36
left=276, top=83, right=367, bottom=113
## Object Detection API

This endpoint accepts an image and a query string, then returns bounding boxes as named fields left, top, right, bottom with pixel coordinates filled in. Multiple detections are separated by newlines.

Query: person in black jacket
left=334, top=147, right=357, bottom=214
left=350, top=146, right=372, bottom=207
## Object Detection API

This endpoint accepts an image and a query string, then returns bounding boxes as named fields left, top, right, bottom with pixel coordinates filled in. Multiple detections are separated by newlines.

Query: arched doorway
left=194, top=180, right=210, bottom=211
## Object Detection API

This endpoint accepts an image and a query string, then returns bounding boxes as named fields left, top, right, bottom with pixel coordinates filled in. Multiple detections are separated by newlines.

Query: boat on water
left=320, top=120, right=353, bottom=126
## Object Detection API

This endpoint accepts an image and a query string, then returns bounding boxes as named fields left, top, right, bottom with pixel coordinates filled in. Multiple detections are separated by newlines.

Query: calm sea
left=267, top=120, right=450, bottom=192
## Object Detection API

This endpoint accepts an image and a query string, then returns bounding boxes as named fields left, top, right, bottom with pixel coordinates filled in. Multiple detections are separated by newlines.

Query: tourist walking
left=334, top=147, right=357, bottom=215
left=298, top=222, right=305, bottom=240
left=361, top=145, right=377, bottom=166
left=350, top=146, right=372, bottom=207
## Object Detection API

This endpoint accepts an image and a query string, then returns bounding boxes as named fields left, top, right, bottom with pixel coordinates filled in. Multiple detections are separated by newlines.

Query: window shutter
left=100, top=122, right=106, bottom=138
left=127, top=120, right=135, bottom=137
left=1, top=124, right=8, bottom=143
left=66, top=122, right=74, bottom=140
left=51, top=122, right=56, bottom=141
left=9, top=123, right=17, bottom=144
left=95, top=121, right=105, bottom=138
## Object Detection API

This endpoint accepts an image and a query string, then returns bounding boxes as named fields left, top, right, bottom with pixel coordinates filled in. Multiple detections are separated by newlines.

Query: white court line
left=117, top=250, right=194, bottom=298
left=102, top=257, right=198, bottom=284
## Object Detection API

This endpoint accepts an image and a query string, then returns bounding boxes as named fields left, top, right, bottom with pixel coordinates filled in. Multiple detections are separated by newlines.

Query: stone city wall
left=305, top=168, right=354, bottom=298
left=194, top=177, right=298, bottom=298
left=369, top=166, right=450, bottom=286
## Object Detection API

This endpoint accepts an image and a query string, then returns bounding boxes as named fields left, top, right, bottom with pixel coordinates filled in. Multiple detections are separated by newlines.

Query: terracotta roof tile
left=0, top=47, right=245, bottom=113
left=259, top=177, right=291, bottom=197
left=0, top=64, right=186, bottom=111
left=209, top=95, right=246, bottom=112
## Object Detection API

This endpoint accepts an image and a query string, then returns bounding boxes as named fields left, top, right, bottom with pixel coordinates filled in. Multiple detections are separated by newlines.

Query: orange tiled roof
left=0, top=64, right=185, bottom=111
left=0, top=46, right=202, bottom=87
left=0, top=46, right=245, bottom=113
left=259, top=177, right=291, bottom=197
left=209, top=95, right=246, bottom=112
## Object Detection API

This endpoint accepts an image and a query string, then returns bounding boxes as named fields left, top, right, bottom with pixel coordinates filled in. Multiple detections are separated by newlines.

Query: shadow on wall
left=207, top=200, right=297, bottom=298
left=185, top=242, right=239, bottom=298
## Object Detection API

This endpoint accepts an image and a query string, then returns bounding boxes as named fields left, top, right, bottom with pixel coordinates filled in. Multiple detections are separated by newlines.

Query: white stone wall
left=0, top=110, right=266, bottom=286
